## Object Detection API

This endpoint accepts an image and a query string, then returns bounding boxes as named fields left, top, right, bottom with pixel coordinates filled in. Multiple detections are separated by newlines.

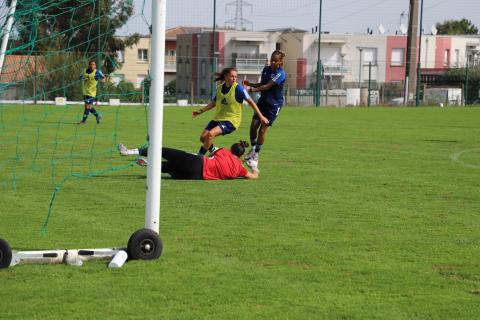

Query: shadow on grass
left=424, top=139, right=459, bottom=143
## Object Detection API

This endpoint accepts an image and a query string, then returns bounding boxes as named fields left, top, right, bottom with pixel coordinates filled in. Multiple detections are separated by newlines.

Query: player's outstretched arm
left=249, top=80, right=276, bottom=93
left=192, top=100, right=215, bottom=118
left=245, top=168, right=259, bottom=179
left=243, top=79, right=263, bottom=88
left=246, top=98, right=269, bottom=126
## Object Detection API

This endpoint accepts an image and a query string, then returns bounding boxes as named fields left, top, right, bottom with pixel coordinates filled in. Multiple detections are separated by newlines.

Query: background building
left=110, top=28, right=480, bottom=105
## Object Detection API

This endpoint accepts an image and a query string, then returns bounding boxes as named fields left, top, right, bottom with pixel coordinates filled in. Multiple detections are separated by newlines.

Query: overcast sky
left=119, top=0, right=480, bottom=36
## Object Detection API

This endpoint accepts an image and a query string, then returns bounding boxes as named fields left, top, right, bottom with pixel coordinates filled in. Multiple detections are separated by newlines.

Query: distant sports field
left=1, top=105, right=480, bottom=319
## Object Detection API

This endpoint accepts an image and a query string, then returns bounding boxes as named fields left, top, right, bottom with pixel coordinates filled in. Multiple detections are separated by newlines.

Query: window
left=391, top=48, right=404, bottom=66
left=454, top=49, right=460, bottom=67
left=363, top=48, right=377, bottom=65
left=111, top=73, right=124, bottom=85
left=444, top=49, right=450, bottom=67
left=138, top=49, right=148, bottom=62
left=137, top=74, right=147, bottom=88
left=116, top=51, right=125, bottom=63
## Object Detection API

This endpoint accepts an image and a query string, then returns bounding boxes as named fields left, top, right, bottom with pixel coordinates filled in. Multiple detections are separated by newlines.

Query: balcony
left=165, top=56, right=176, bottom=72
left=322, top=62, right=350, bottom=75
left=232, top=53, right=268, bottom=74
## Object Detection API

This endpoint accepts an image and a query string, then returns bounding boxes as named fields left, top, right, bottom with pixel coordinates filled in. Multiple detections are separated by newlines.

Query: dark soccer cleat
left=135, top=157, right=148, bottom=167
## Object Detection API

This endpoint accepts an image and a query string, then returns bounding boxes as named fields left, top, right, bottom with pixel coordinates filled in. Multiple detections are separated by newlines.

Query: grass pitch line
left=450, top=149, right=480, bottom=169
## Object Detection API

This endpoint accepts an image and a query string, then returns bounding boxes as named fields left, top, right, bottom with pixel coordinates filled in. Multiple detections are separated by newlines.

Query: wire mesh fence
left=0, top=0, right=479, bottom=107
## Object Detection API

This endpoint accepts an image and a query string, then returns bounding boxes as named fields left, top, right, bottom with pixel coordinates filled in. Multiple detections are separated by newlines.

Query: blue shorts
left=253, top=99, right=282, bottom=126
left=205, top=120, right=236, bottom=135
left=84, top=95, right=96, bottom=105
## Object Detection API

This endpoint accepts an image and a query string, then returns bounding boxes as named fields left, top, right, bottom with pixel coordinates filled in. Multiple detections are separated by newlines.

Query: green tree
left=101, top=80, right=142, bottom=103
left=165, top=79, right=176, bottom=96
left=9, top=0, right=140, bottom=74
left=436, top=19, right=479, bottom=35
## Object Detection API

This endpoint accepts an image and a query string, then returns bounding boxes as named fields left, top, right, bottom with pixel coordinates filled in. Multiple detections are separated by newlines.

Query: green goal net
left=0, top=0, right=150, bottom=244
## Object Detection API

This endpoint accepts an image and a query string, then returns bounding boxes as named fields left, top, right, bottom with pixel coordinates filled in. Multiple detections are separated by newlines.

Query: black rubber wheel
left=0, top=238, right=12, bottom=269
left=127, top=229, right=162, bottom=260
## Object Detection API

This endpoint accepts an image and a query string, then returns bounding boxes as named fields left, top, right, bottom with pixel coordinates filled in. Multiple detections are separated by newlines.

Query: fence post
left=325, top=76, right=329, bottom=106
left=190, top=81, right=194, bottom=105
left=465, top=61, right=469, bottom=105
left=368, top=62, right=372, bottom=107
left=34, top=52, right=37, bottom=105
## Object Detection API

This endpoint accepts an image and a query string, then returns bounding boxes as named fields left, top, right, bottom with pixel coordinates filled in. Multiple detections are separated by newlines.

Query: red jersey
left=202, top=148, right=248, bottom=180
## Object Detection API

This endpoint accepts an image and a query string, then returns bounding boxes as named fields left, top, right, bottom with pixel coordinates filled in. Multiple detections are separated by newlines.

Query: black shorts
left=253, top=99, right=282, bottom=126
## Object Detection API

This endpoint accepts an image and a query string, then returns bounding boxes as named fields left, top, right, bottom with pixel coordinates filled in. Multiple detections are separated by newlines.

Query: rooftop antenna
left=399, top=10, right=408, bottom=34
left=378, top=24, right=386, bottom=35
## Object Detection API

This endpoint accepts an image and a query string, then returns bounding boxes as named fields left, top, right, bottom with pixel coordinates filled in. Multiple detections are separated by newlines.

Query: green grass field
left=1, top=105, right=480, bottom=319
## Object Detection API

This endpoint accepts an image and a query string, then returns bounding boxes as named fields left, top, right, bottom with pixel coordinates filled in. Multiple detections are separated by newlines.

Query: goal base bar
left=10, top=248, right=124, bottom=267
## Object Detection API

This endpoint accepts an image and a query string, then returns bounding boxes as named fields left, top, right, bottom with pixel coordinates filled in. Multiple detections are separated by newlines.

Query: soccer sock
left=250, top=138, right=257, bottom=147
left=128, top=148, right=139, bottom=155
left=198, top=146, right=208, bottom=155
left=139, top=147, right=148, bottom=157
left=255, top=144, right=262, bottom=153
left=90, top=108, right=98, bottom=117
left=82, top=109, right=90, bottom=122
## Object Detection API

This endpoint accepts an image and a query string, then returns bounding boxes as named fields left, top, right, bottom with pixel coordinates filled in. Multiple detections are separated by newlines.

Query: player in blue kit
left=242, top=50, right=286, bottom=167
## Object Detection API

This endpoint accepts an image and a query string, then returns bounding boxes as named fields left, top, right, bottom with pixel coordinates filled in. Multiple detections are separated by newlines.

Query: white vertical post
left=145, top=0, right=166, bottom=233
left=0, top=0, right=17, bottom=74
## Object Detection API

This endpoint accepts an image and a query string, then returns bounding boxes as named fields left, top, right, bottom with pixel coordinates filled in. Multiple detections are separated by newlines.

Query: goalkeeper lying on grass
left=118, top=140, right=259, bottom=180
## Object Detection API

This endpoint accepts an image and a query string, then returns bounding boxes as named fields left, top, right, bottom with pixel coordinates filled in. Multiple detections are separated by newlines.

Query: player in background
left=242, top=50, right=286, bottom=168
left=78, top=60, right=105, bottom=124
left=192, top=67, right=269, bottom=156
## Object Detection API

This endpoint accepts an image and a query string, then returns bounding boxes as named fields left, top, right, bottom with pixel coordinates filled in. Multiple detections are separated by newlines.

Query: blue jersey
left=259, top=66, right=286, bottom=107
left=212, top=83, right=250, bottom=103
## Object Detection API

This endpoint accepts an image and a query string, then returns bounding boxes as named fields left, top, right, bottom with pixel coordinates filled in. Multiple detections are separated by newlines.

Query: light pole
left=415, top=0, right=424, bottom=106
left=211, top=0, right=217, bottom=97
left=315, top=0, right=323, bottom=107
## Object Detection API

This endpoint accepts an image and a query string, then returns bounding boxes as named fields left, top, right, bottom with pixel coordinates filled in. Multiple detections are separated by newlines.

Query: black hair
left=271, top=50, right=285, bottom=60
left=214, top=67, right=237, bottom=82
left=230, top=140, right=249, bottom=157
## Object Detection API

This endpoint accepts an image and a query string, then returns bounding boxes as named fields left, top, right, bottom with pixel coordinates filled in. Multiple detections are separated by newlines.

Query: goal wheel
left=127, top=229, right=162, bottom=260
left=0, top=238, right=12, bottom=269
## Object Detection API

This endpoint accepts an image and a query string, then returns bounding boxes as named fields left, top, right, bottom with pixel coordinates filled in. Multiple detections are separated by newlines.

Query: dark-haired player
left=192, top=67, right=269, bottom=156
left=78, top=60, right=105, bottom=124
left=119, top=141, right=259, bottom=180
left=242, top=50, right=286, bottom=168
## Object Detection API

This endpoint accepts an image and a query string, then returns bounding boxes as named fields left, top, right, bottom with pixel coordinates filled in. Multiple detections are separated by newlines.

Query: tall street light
left=315, top=0, right=323, bottom=107
left=211, top=0, right=217, bottom=97
left=415, top=0, right=424, bottom=106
